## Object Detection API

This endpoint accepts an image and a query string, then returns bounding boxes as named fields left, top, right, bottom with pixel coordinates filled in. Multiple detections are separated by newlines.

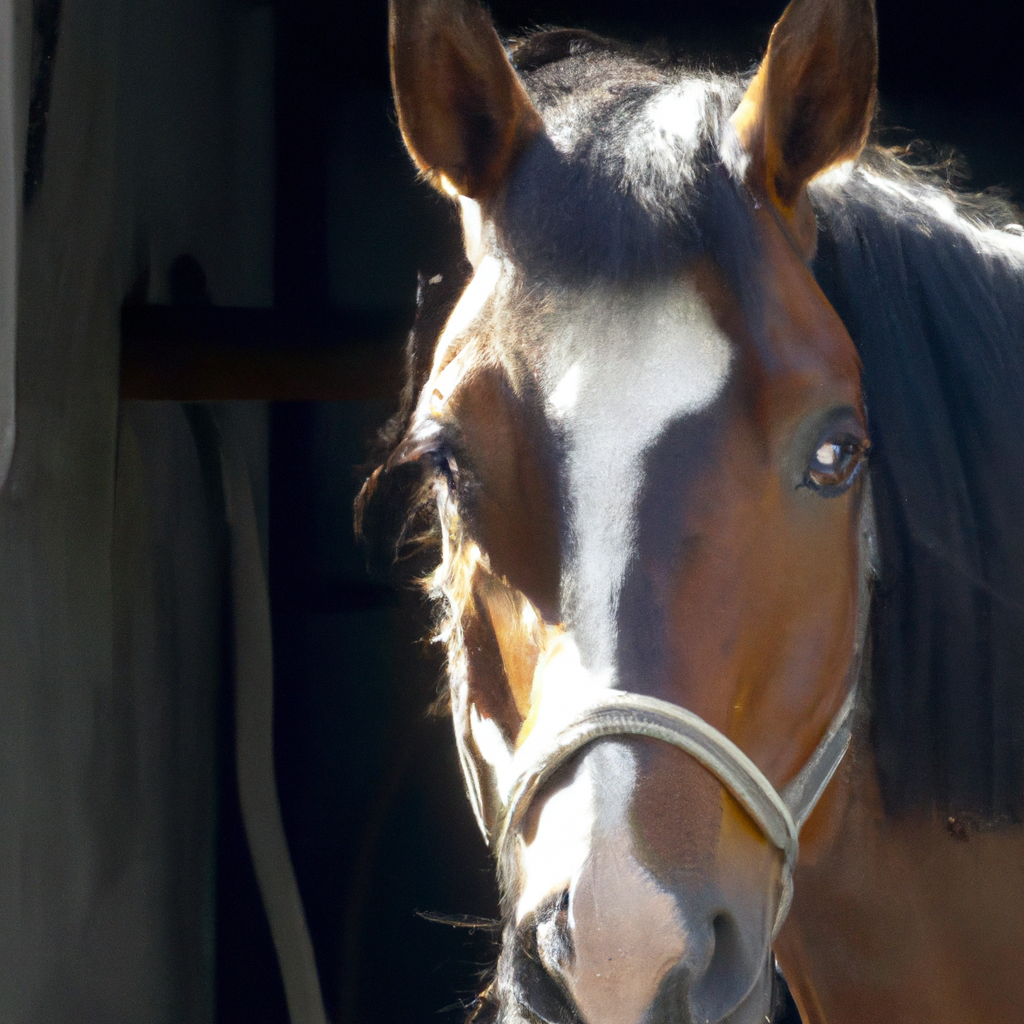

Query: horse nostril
left=557, top=887, right=570, bottom=916
left=688, top=911, right=754, bottom=1024
left=708, top=913, right=742, bottom=984
left=535, top=888, right=574, bottom=979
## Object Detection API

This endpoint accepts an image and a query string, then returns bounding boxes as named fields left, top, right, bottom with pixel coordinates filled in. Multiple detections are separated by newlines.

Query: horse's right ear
left=389, top=0, right=542, bottom=200
left=731, top=0, right=877, bottom=253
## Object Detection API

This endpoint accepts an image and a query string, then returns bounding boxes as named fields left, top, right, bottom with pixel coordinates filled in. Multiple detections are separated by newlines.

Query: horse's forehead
left=426, top=264, right=735, bottom=421
left=535, top=284, right=733, bottom=423
left=533, top=282, right=736, bottom=670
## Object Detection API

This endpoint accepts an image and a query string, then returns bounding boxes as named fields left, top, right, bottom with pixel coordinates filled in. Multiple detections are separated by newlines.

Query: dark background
left=220, top=2, right=1024, bottom=1022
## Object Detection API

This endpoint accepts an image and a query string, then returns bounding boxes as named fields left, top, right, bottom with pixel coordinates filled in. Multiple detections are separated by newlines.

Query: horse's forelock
left=493, top=45, right=754, bottom=291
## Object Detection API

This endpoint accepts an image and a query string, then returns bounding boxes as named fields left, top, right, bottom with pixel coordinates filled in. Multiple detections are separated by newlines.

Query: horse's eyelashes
left=430, top=448, right=460, bottom=493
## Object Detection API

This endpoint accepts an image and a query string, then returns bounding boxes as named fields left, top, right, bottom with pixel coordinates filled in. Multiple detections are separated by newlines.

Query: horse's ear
left=389, top=0, right=543, bottom=200
left=731, top=0, right=877, bottom=241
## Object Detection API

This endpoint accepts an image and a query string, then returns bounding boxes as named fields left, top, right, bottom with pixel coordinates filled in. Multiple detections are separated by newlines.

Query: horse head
left=367, top=1, right=878, bottom=1020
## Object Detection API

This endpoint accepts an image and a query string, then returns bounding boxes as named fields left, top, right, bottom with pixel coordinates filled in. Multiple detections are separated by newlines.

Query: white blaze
left=569, top=745, right=688, bottom=1024
left=544, top=285, right=733, bottom=670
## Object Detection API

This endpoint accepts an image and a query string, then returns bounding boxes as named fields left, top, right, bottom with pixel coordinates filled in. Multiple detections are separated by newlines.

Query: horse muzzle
left=483, top=686, right=857, bottom=1024
left=560, top=855, right=775, bottom=1024
left=505, top=741, right=780, bottom=1024
left=493, top=687, right=857, bottom=936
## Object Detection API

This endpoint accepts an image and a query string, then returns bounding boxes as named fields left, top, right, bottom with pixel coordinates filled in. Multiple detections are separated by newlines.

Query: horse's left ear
left=731, top=0, right=877, bottom=249
left=389, top=0, right=543, bottom=200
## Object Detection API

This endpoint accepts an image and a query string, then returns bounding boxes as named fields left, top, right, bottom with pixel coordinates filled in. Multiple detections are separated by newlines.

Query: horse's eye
left=806, top=434, right=868, bottom=495
left=430, top=449, right=459, bottom=493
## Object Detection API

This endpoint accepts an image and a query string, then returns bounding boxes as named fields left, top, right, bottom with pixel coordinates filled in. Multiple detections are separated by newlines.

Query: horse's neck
left=775, top=734, right=1024, bottom=1024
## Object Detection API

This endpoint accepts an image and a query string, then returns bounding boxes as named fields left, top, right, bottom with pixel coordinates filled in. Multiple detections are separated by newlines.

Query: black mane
left=812, top=154, right=1024, bottom=822
left=500, top=35, right=757, bottom=294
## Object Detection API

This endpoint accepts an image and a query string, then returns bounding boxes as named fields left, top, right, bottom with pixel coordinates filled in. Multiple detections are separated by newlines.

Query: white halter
left=491, top=683, right=858, bottom=938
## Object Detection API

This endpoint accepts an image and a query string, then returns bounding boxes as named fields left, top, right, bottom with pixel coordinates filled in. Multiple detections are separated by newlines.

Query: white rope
left=0, top=0, right=17, bottom=490
left=221, top=431, right=329, bottom=1024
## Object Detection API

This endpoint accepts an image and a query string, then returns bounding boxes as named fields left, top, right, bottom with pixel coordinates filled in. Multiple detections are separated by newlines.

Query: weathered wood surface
left=0, top=1, right=274, bottom=1019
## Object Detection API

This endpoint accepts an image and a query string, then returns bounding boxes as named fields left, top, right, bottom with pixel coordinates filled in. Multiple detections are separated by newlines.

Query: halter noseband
left=491, top=684, right=858, bottom=938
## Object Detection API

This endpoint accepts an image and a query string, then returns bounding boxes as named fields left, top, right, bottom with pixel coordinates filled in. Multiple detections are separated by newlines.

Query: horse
left=356, top=0, right=1024, bottom=1020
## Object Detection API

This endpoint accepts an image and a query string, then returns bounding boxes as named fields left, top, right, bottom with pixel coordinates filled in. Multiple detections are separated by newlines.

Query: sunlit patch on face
left=511, top=635, right=615, bottom=921
left=427, top=252, right=501, bottom=382
left=426, top=339, right=476, bottom=417
left=515, top=754, right=595, bottom=922
left=515, top=741, right=641, bottom=927
left=515, top=632, right=612, bottom=750
left=548, top=361, right=581, bottom=417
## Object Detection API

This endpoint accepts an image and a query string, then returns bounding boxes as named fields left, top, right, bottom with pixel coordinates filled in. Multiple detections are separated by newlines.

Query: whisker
left=415, top=909, right=503, bottom=932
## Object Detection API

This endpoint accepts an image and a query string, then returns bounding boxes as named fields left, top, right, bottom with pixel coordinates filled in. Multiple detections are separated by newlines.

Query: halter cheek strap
left=491, top=685, right=858, bottom=939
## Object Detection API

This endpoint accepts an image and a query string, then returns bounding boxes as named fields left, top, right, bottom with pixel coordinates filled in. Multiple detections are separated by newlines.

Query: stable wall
left=0, top=1, right=272, bottom=1020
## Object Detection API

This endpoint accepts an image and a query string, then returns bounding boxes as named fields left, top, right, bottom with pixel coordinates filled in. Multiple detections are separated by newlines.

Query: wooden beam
left=120, top=305, right=409, bottom=401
